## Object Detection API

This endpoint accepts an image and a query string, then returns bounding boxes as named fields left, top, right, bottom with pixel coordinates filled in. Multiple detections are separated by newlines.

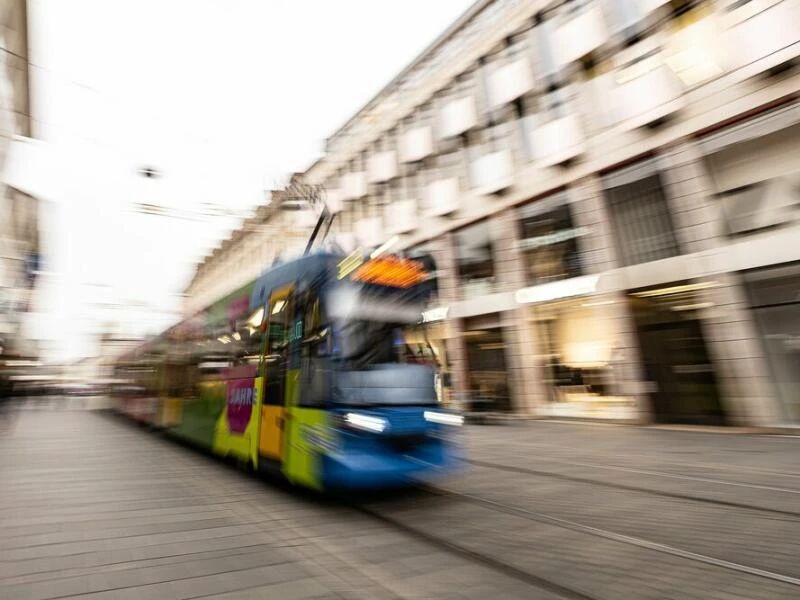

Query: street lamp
left=137, top=166, right=161, bottom=179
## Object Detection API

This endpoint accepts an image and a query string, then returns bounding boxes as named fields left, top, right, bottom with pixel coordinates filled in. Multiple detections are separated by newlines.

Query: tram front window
left=328, top=285, right=426, bottom=365
left=327, top=284, right=438, bottom=407
left=334, top=319, right=396, bottom=368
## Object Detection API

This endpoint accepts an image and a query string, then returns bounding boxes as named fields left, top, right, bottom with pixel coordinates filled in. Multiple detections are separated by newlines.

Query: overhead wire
left=1, top=47, right=263, bottom=225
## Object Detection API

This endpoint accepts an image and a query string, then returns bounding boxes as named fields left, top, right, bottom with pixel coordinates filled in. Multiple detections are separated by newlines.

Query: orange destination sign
left=351, top=256, right=428, bottom=288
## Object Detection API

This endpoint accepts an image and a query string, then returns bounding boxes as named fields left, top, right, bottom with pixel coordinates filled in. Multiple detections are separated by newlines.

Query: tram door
left=259, top=285, right=294, bottom=461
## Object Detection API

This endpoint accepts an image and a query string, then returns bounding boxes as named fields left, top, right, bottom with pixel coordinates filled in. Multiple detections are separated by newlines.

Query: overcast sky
left=13, top=0, right=474, bottom=363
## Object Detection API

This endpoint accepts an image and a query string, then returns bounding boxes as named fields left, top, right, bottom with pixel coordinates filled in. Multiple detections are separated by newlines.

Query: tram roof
left=249, top=251, right=340, bottom=312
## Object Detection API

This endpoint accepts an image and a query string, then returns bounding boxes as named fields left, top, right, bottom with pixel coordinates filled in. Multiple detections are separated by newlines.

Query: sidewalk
left=0, top=410, right=564, bottom=600
left=464, top=418, right=800, bottom=478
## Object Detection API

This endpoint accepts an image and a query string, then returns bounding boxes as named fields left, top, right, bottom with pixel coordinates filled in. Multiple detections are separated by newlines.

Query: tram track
left=353, top=499, right=601, bottom=600
left=463, top=457, right=800, bottom=519
left=355, top=483, right=800, bottom=599
left=421, top=485, right=800, bottom=587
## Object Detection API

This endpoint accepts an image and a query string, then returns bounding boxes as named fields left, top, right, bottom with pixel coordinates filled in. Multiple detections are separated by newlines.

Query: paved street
left=1, top=409, right=799, bottom=599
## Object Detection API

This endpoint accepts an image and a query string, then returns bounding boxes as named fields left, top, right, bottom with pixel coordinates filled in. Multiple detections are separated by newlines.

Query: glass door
left=259, top=285, right=294, bottom=461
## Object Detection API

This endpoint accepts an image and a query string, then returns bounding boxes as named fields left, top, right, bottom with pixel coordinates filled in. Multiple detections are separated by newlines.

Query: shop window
left=518, top=197, right=585, bottom=286
left=464, top=328, right=512, bottom=412
left=454, top=220, right=496, bottom=299
left=531, top=300, right=637, bottom=420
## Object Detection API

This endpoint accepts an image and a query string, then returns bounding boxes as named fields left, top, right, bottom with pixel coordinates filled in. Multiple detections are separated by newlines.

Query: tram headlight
left=344, top=412, right=388, bottom=433
left=424, top=411, right=464, bottom=426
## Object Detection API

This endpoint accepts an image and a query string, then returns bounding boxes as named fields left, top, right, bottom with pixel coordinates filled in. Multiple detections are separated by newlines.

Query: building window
left=518, top=195, right=585, bottom=286
left=454, top=220, right=496, bottom=299
left=744, top=263, right=800, bottom=424
left=703, top=121, right=800, bottom=238
left=603, top=167, right=681, bottom=266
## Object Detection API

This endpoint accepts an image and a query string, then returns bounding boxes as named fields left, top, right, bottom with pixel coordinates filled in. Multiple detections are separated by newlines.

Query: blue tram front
left=316, top=254, right=462, bottom=488
left=258, top=249, right=462, bottom=490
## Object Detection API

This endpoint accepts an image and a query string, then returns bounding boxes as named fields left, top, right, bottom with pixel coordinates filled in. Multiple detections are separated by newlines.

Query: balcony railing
left=424, top=177, right=461, bottom=217
left=341, top=172, right=368, bottom=200
left=386, top=199, right=418, bottom=235
left=725, top=0, right=800, bottom=74
left=470, top=149, right=514, bottom=196
left=554, top=5, right=610, bottom=66
left=487, top=58, right=535, bottom=109
left=614, top=48, right=684, bottom=129
left=399, top=127, right=434, bottom=163
left=439, top=96, right=478, bottom=139
left=526, top=113, right=586, bottom=167
left=367, top=151, right=398, bottom=184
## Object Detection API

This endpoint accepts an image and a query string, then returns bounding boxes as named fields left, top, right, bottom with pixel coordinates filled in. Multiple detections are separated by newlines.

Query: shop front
left=525, top=294, right=638, bottom=421
left=627, top=282, right=726, bottom=425
left=515, top=192, right=637, bottom=420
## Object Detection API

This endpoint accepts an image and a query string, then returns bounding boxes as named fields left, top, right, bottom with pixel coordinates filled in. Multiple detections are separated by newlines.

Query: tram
left=112, top=247, right=462, bottom=490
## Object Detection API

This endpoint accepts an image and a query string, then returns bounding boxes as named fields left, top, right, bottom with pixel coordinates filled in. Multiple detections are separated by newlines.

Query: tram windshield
left=326, top=283, right=430, bottom=369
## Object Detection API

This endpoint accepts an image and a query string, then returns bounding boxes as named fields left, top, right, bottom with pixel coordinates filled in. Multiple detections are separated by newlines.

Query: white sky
left=15, top=0, right=474, bottom=363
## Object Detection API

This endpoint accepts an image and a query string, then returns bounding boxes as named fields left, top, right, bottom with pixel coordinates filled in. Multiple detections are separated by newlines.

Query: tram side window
left=178, top=342, right=199, bottom=398
left=138, top=354, right=160, bottom=397
left=264, top=293, right=293, bottom=406
left=192, top=327, right=233, bottom=383
left=244, top=314, right=264, bottom=362
left=267, top=300, right=290, bottom=354
left=229, top=324, right=263, bottom=366
left=300, top=293, right=329, bottom=407
left=163, top=353, right=192, bottom=398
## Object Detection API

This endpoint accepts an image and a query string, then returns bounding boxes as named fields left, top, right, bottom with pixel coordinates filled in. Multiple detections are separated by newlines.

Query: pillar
left=659, top=141, right=780, bottom=426
left=568, top=175, right=651, bottom=422
left=490, top=207, right=549, bottom=416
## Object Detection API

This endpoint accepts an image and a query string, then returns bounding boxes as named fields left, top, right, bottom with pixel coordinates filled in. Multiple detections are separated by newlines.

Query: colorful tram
left=112, top=250, right=462, bottom=490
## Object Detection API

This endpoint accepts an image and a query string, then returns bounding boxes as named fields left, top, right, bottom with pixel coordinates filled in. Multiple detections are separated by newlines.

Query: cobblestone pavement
left=2, top=410, right=799, bottom=599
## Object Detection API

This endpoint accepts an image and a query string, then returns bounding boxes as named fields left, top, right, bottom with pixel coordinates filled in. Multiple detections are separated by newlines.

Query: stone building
left=0, top=0, right=42, bottom=359
left=189, top=0, right=800, bottom=426
left=182, top=178, right=322, bottom=318
left=303, top=0, right=800, bottom=426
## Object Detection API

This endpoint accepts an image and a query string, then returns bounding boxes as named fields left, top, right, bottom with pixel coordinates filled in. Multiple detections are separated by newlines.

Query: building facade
left=187, top=0, right=800, bottom=426
left=0, top=0, right=42, bottom=359
left=300, top=0, right=800, bottom=427
left=182, top=179, right=320, bottom=318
